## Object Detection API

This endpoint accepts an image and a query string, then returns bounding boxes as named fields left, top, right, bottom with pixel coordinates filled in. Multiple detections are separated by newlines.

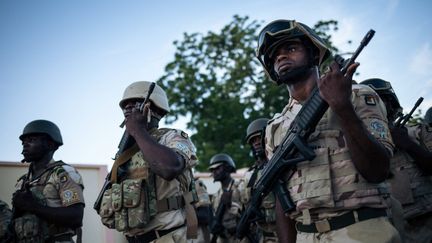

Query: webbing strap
left=110, top=144, right=140, bottom=183
left=156, top=195, right=185, bottom=212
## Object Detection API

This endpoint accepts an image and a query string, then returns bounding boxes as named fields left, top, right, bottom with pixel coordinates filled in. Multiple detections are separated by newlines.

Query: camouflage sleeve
left=53, top=165, right=85, bottom=207
left=409, top=124, right=432, bottom=150
left=352, top=85, right=395, bottom=156
left=421, top=125, right=432, bottom=150
left=0, top=200, right=12, bottom=239
left=162, top=129, right=198, bottom=168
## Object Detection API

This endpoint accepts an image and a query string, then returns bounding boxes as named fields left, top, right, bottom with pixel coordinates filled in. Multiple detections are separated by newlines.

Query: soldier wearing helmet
left=11, top=119, right=84, bottom=243
left=258, top=20, right=399, bottom=242
left=239, top=118, right=280, bottom=242
left=208, top=153, right=242, bottom=243
left=361, top=78, right=432, bottom=242
left=425, top=107, right=432, bottom=126
left=97, top=81, right=199, bottom=242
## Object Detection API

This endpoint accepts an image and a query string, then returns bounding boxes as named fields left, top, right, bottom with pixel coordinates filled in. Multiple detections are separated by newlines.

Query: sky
left=1, top=0, right=432, bottom=168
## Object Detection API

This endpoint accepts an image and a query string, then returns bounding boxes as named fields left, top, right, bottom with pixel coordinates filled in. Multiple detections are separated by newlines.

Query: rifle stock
left=236, top=30, right=375, bottom=239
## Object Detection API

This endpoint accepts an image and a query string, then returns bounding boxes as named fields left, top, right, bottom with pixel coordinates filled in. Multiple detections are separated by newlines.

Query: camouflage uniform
left=13, top=159, right=84, bottom=243
left=0, top=200, right=12, bottom=242
left=99, top=128, right=197, bottom=243
left=188, top=179, right=212, bottom=243
left=265, top=84, right=401, bottom=242
left=388, top=123, right=432, bottom=242
left=211, top=180, right=242, bottom=243
left=239, top=167, right=278, bottom=243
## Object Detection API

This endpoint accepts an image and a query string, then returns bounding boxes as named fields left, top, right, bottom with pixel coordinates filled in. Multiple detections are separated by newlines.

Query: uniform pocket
left=112, top=183, right=128, bottom=231
left=123, top=179, right=150, bottom=228
left=99, top=188, right=115, bottom=228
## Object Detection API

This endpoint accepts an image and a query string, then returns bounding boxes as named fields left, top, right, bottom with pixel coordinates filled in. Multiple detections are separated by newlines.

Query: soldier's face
left=122, top=99, right=144, bottom=118
left=21, top=135, right=51, bottom=162
left=272, top=41, right=308, bottom=76
left=210, top=165, right=226, bottom=182
left=250, top=135, right=262, bottom=151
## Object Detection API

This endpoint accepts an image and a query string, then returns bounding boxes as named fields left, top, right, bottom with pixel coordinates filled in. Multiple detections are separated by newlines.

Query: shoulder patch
left=181, top=131, right=189, bottom=139
left=60, top=175, right=68, bottom=183
left=364, top=95, right=376, bottom=106
left=370, top=120, right=387, bottom=138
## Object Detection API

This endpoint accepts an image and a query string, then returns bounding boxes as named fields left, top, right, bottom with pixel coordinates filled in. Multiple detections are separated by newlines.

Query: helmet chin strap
left=147, top=111, right=161, bottom=130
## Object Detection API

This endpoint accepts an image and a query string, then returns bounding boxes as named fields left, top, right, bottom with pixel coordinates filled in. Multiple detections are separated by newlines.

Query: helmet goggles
left=257, top=20, right=304, bottom=63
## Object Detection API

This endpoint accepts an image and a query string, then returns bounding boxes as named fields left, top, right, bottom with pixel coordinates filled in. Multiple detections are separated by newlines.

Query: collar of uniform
left=280, top=97, right=302, bottom=115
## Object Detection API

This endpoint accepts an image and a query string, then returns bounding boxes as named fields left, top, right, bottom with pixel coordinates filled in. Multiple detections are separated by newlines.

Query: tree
left=158, top=15, right=341, bottom=171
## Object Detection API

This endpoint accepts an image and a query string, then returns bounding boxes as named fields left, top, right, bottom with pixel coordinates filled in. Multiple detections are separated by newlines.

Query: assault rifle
left=210, top=181, right=234, bottom=243
left=93, top=82, right=156, bottom=212
left=394, top=97, right=423, bottom=127
left=236, top=29, right=375, bottom=239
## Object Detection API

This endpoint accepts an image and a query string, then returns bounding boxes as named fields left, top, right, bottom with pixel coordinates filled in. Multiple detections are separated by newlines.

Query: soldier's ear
left=45, top=137, right=59, bottom=151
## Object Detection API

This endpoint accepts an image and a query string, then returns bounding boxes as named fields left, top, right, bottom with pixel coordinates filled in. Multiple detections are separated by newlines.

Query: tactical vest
left=267, top=102, right=389, bottom=222
left=0, top=200, right=12, bottom=241
left=13, top=161, right=76, bottom=243
left=389, top=146, right=432, bottom=219
left=99, top=128, right=198, bottom=235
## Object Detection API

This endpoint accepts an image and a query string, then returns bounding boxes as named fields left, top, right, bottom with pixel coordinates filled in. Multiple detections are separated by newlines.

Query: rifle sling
left=110, top=143, right=140, bottom=183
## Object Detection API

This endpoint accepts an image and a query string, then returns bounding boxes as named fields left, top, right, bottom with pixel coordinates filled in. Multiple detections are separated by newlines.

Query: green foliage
left=158, top=15, right=341, bottom=171
left=407, top=109, right=424, bottom=126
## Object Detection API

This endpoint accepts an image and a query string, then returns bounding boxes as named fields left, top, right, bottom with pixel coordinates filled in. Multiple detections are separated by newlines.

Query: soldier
left=361, top=78, right=432, bottom=242
left=239, top=118, right=279, bottom=242
left=188, top=178, right=213, bottom=243
left=425, top=107, right=432, bottom=126
left=97, top=81, right=198, bottom=243
left=208, top=153, right=241, bottom=243
left=0, top=199, right=12, bottom=242
left=257, top=20, right=400, bottom=242
left=11, top=119, right=85, bottom=243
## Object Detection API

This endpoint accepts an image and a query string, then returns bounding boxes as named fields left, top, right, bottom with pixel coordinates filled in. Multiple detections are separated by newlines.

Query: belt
left=296, top=208, right=387, bottom=233
left=126, top=224, right=184, bottom=243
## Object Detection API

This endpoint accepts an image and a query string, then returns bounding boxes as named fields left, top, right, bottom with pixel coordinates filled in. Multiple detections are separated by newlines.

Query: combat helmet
left=119, top=81, right=170, bottom=114
left=425, top=107, right=432, bottom=125
left=208, top=153, right=236, bottom=173
left=245, top=118, right=269, bottom=144
left=360, top=78, right=402, bottom=110
left=19, top=120, right=63, bottom=146
left=256, top=19, right=332, bottom=84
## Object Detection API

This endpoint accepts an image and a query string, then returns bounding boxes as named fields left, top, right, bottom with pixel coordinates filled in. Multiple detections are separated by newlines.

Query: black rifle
left=394, top=97, right=423, bottom=127
left=93, top=82, right=156, bottom=212
left=236, top=29, right=375, bottom=239
left=210, top=181, right=234, bottom=243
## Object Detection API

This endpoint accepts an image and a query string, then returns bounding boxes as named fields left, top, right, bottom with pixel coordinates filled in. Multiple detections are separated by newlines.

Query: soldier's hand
left=318, top=61, right=359, bottom=113
left=12, top=190, right=37, bottom=211
left=125, top=103, right=150, bottom=137
left=390, top=126, right=410, bottom=149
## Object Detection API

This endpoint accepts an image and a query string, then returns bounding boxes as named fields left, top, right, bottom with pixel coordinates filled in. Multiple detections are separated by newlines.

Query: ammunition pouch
left=113, top=178, right=156, bottom=232
left=13, top=214, right=48, bottom=243
left=99, top=188, right=115, bottom=229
